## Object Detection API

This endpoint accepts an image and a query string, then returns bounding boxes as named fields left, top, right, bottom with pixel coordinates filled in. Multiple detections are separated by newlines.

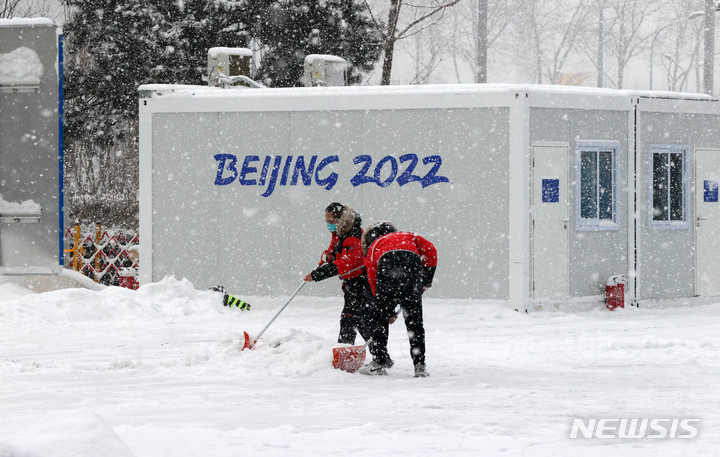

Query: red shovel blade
left=241, top=331, right=256, bottom=351
left=332, top=345, right=368, bottom=373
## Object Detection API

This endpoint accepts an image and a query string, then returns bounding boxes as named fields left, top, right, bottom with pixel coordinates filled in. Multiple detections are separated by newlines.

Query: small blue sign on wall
left=704, top=180, right=718, bottom=202
left=542, top=179, right=560, bottom=203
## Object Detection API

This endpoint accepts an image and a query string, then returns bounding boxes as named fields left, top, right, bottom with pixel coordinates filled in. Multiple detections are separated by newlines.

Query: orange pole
left=73, top=221, right=81, bottom=271
left=95, top=221, right=101, bottom=274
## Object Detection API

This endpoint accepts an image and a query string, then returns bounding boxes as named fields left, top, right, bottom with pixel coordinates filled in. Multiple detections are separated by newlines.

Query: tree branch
left=395, top=0, right=462, bottom=42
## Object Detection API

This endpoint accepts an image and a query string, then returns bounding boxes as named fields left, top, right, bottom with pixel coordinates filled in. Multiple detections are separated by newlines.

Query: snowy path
left=0, top=277, right=718, bottom=456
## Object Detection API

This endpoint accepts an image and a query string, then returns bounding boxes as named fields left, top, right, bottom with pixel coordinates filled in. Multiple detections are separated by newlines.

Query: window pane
left=598, top=151, right=613, bottom=220
left=652, top=153, right=669, bottom=221
left=669, top=152, right=684, bottom=221
left=580, top=151, right=597, bottom=219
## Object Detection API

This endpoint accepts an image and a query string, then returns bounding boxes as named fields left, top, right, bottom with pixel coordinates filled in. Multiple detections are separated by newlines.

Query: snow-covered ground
left=0, top=276, right=718, bottom=456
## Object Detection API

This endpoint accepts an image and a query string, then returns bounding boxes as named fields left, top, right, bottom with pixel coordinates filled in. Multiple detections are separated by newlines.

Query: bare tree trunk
left=380, top=0, right=402, bottom=85
left=598, top=2, right=604, bottom=87
left=380, top=41, right=397, bottom=85
left=376, top=0, right=462, bottom=85
left=703, top=0, right=715, bottom=95
left=535, top=29, right=543, bottom=84
left=476, top=0, right=488, bottom=83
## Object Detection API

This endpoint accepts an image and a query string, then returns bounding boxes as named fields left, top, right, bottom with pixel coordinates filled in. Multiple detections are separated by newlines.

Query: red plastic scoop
left=332, top=337, right=373, bottom=372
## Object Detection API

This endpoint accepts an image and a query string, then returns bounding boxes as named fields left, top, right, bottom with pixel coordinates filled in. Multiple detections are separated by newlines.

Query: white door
left=695, top=149, right=720, bottom=296
left=532, top=145, right=569, bottom=301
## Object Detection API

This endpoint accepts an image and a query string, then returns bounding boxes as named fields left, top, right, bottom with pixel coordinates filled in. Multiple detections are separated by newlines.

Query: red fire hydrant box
left=605, top=275, right=626, bottom=310
left=119, top=267, right=139, bottom=290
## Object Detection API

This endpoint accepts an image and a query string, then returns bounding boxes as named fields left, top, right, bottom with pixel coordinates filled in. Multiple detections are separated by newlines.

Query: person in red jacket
left=304, top=203, right=374, bottom=344
left=360, top=221, right=437, bottom=377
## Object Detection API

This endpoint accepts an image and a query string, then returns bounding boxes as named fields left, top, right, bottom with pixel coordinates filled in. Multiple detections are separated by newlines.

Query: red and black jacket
left=364, top=231, right=437, bottom=295
left=311, top=212, right=366, bottom=282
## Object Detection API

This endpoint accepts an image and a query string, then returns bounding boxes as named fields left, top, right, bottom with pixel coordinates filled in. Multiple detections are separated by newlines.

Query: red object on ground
left=332, top=337, right=372, bottom=372
left=119, top=271, right=138, bottom=290
left=605, top=276, right=625, bottom=310
left=332, top=346, right=367, bottom=372
left=241, top=331, right=256, bottom=351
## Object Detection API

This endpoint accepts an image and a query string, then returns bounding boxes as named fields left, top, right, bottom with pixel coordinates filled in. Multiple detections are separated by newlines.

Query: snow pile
left=0, top=194, right=41, bottom=215
left=0, top=276, right=718, bottom=456
left=1, top=409, right=136, bottom=457
left=0, top=47, right=43, bottom=85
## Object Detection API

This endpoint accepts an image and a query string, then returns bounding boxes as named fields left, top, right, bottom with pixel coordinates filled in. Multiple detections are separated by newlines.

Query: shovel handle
left=358, top=337, right=373, bottom=353
left=253, top=281, right=305, bottom=342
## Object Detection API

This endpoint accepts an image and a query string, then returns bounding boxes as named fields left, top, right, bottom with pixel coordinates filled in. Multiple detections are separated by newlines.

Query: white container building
left=138, top=83, right=720, bottom=310
left=0, top=18, right=62, bottom=274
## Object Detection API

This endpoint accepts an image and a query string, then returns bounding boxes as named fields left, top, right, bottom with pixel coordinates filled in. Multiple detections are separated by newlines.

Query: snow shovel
left=242, top=281, right=305, bottom=350
left=332, top=337, right=373, bottom=373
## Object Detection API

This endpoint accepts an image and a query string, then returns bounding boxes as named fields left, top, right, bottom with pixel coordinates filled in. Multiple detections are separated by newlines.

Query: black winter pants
left=367, top=250, right=426, bottom=366
left=338, top=275, right=375, bottom=344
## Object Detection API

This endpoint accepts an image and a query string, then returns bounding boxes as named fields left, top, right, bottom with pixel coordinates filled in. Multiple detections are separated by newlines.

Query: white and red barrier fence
left=64, top=222, right=139, bottom=289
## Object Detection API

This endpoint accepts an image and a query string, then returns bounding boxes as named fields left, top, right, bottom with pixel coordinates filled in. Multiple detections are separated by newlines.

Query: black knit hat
left=325, top=202, right=344, bottom=219
left=362, top=220, right=397, bottom=253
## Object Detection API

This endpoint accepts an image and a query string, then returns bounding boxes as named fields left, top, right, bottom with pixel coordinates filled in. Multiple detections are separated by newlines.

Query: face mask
left=327, top=223, right=337, bottom=233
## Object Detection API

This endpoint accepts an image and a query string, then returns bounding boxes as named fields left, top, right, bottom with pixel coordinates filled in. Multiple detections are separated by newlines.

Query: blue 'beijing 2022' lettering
left=213, top=153, right=449, bottom=197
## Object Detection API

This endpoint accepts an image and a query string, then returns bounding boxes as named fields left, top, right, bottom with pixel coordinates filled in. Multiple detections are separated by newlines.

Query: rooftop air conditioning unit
left=303, top=54, right=347, bottom=87
left=207, top=47, right=255, bottom=87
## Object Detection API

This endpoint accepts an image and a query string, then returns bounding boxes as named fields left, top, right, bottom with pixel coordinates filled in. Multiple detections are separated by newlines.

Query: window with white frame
left=650, top=145, right=687, bottom=227
left=576, top=141, right=619, bottom=229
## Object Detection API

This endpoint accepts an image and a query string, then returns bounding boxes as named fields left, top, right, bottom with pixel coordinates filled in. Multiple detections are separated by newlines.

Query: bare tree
left=602, top=0, right=666, bottom=89
left=441, top=0, right=512, bottom=83
left=541, top=0, right=593, bottom=84
left=659, top=1, right=705, bottom=91
left=0, top=0, right=23, bottom=17
left=391, top=0, right=512, bottom=84
left=1, top=0, right=65, bottom=21
left=365, top=0, right=462, bottom=85
left=502, top=0, right=539, bottom=83
left=409, top=25, right=444, bottom=83
left=504, top=0, right=593, bottom=85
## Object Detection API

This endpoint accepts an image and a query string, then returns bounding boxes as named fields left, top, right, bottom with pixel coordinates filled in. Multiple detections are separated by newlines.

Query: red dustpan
left=242, top=331, right=256, bottom=350
left=332, top=337, right=373, bottom=373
